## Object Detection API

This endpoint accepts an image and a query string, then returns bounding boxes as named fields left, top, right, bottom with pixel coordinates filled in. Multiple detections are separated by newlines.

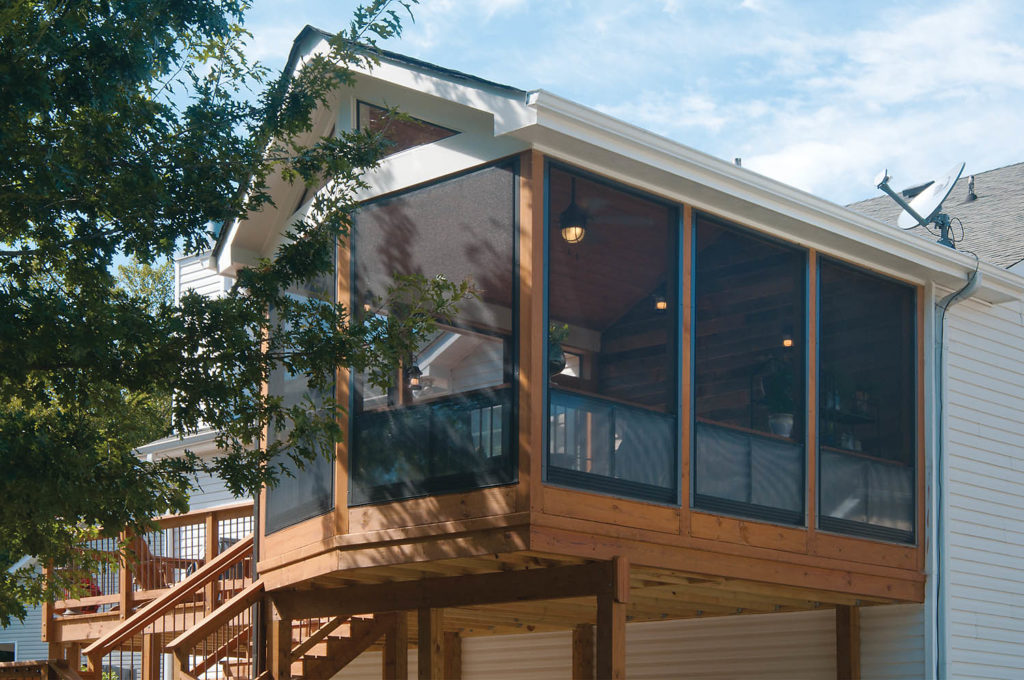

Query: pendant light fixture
left=559, top=177, right=587, bottom=245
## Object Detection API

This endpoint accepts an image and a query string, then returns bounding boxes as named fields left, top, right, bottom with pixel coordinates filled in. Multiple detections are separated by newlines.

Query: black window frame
left=348, top=158, right=521, bottom=507
left=541, top=160, right=683, bottom=506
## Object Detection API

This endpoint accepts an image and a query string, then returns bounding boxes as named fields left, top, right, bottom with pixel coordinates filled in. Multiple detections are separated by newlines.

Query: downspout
left=932, top=264, right=981, bottom=680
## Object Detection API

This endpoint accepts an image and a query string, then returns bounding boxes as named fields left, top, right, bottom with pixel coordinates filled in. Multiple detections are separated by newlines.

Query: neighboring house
left=27, top=26, right=1024, bottom=680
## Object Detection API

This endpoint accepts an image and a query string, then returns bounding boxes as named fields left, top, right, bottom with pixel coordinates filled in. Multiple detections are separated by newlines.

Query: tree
left=0, top=0, right=468, bottom=625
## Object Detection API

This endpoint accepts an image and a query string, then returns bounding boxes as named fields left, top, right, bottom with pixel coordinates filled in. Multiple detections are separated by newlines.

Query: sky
left=244, top=0, right=1024, bottom=206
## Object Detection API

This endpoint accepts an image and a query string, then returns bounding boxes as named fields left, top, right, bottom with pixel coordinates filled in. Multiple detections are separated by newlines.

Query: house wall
left=175, top=252, right=230, bottom=303
left=334, top=609, right=837, bottom=680
left=860, top=603, right=926, bottom=679
left=0, top=604, right=46, bottom=662
left=942, top=296, right=1024, bottom=679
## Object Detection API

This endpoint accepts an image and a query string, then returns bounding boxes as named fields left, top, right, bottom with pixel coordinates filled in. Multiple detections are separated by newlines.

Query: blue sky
left=245, top=0, right=1024, bottom=205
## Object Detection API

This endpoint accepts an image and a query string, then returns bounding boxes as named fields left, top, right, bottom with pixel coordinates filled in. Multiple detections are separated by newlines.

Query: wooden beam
left=836, top=605, right=860, bottom=680
left=443, top=632, right=462, bottom=680
left=572, top=624, right=595, bottom=680
left=383, top=611, right=408, bottom=680
left=417, top=609, right=443, bottom=680
left=274, top=561, right=621, bottom=620
left=204, top=512, right=218, bottom=615
left=596, top=594, right=625, bottom=680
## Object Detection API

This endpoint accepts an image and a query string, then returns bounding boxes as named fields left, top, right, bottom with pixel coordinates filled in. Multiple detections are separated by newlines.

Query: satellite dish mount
left=875, top=162, right=965, bottom=249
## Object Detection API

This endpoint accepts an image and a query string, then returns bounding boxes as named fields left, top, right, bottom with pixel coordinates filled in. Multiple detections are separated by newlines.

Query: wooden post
left=836, top=605, right=860, bottom=680
left=572, top=624, right=595, bottom=680
left=417, top=608, right=443, bottom=680
left=119, top=531, right=134, bottom=619
left=596, top=557, right=628, bottom=680
left=86, top=653, right=102, bottom=680
left=141, top=633, right=161, bottom=680
left=172, top=648, right=188, bottom=680
left=383, top=611, right=409, bottom=680
left=205, top=512, right=219, bottom=614
left=443, top=632, right=462, bottom=680
left=268, top=601, right=291, bottom=680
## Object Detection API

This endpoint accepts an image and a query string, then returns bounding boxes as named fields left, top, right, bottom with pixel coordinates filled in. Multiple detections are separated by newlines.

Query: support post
left=443, top=632, right=462, bottom=680
left=268, top=601, right=291, bottom=680
left=204, top=512, right=219, bottom=614
left=836, top=605, right=861, bottom=680
left=119, top=531, right=134, bottom=619
left=572, top=624, right=595, bottom=680
left=596, top=557, right=628, bottom=680
left=383, top=611, right=408, bottom=680
left=418, top=608, right=443, bottom=680
left=141, top=633, right=161, bottom=680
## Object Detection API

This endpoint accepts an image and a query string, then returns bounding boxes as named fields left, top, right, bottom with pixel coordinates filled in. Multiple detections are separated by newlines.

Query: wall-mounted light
left=654, top=295, right=668, bottom=312
left=782, top=324, right=794, bottom=348
left=407, top=364, right=423, bottom=391
left=559, top=177, right=587, bottom=245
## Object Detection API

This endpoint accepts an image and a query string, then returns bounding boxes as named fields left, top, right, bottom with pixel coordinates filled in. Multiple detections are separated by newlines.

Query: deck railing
left=44, top=502, right=254, bottom=680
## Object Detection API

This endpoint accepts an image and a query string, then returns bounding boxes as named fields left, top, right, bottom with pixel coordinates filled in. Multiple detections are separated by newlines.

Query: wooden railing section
left=166, top=577, right=264, bottom=680
left=50, top=502, right=253, bottom=618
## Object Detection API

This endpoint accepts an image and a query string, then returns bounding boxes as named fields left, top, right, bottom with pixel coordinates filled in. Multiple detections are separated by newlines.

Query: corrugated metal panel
left=625, top=611, right=834, bottom=680
left=944, top=298, right=1024, bottom=679
left=333, top=611, right=836, bottom=679
left=860, top=604, right=925, bottom=680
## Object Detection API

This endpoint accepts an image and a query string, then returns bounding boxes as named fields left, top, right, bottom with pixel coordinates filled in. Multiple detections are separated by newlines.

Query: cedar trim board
left=528, top=524, right=922, bottom=603
left=257, top=512, right=531, bottom=575
left=532, top=508, right=919, bottom=575
left=259, top=525, right=531, bottom=591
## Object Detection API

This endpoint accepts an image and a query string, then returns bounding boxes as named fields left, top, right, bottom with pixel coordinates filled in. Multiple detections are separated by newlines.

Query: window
left=692, top=215, right=806, bottom=525
left=818, top=259, right=916, bottom=543
left=357, top=101, right=458, bottom=157
left=264, top=265, right=337, bottom=534
left=0, top=642, right=14, bottom=662
left=545, top=165, right=679, bottom=504
left=350, top=162, right=518, bottom=505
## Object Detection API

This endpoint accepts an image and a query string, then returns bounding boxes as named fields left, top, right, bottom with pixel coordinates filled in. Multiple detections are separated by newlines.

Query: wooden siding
left=944, top=297, right=1024, bottom=679
left=332, top=610, right=837, bottom=679
left=860, top=604, right=925, bottom=680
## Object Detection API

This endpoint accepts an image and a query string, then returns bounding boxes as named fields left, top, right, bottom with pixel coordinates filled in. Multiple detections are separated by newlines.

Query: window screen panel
left=351, top=162, right=517, bottom=505
left=818, top=258, right=916, bottom=543
left=692, top=215, right=806, bottom=524
left=264, top=263, right=337, bottom=534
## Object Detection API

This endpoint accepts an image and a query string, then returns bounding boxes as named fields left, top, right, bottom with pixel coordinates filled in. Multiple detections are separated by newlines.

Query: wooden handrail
left=83, top=534, right=253, bottom=658
left=166, top=578, right=265, bottom=653
left=150, top=500, right=253, bottom=531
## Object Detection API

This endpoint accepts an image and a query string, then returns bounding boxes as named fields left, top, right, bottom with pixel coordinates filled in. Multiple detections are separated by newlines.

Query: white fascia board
left=350, top=58, right=533, bottom=136
left=137, top=428, right=220, bottom=461
left=509, top=90, right=1024, bottom=304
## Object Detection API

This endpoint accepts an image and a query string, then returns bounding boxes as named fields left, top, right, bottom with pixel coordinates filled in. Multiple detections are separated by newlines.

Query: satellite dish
left=875, top=162, right=965, bottom=249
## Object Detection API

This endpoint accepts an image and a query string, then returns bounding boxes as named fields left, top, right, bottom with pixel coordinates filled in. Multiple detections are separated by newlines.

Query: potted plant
left=762, top=356, right=796, bottom=438
left=548, top=323, right=570, bottom=376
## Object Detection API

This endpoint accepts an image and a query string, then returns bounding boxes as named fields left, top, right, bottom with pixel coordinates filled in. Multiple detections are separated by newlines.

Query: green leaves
left=0, top=0, right=445, bottom=625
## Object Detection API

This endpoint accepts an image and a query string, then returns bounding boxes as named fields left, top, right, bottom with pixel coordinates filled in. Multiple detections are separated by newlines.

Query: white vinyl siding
left=860, top=604, right=925, bottom=679
left=175, top=252, right=231, bottom=303
left=944, top=297, right=1024, bottom=679
left=2, top=604, right=46, bottom=661
left=336, top=610, right=836, bottom=679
